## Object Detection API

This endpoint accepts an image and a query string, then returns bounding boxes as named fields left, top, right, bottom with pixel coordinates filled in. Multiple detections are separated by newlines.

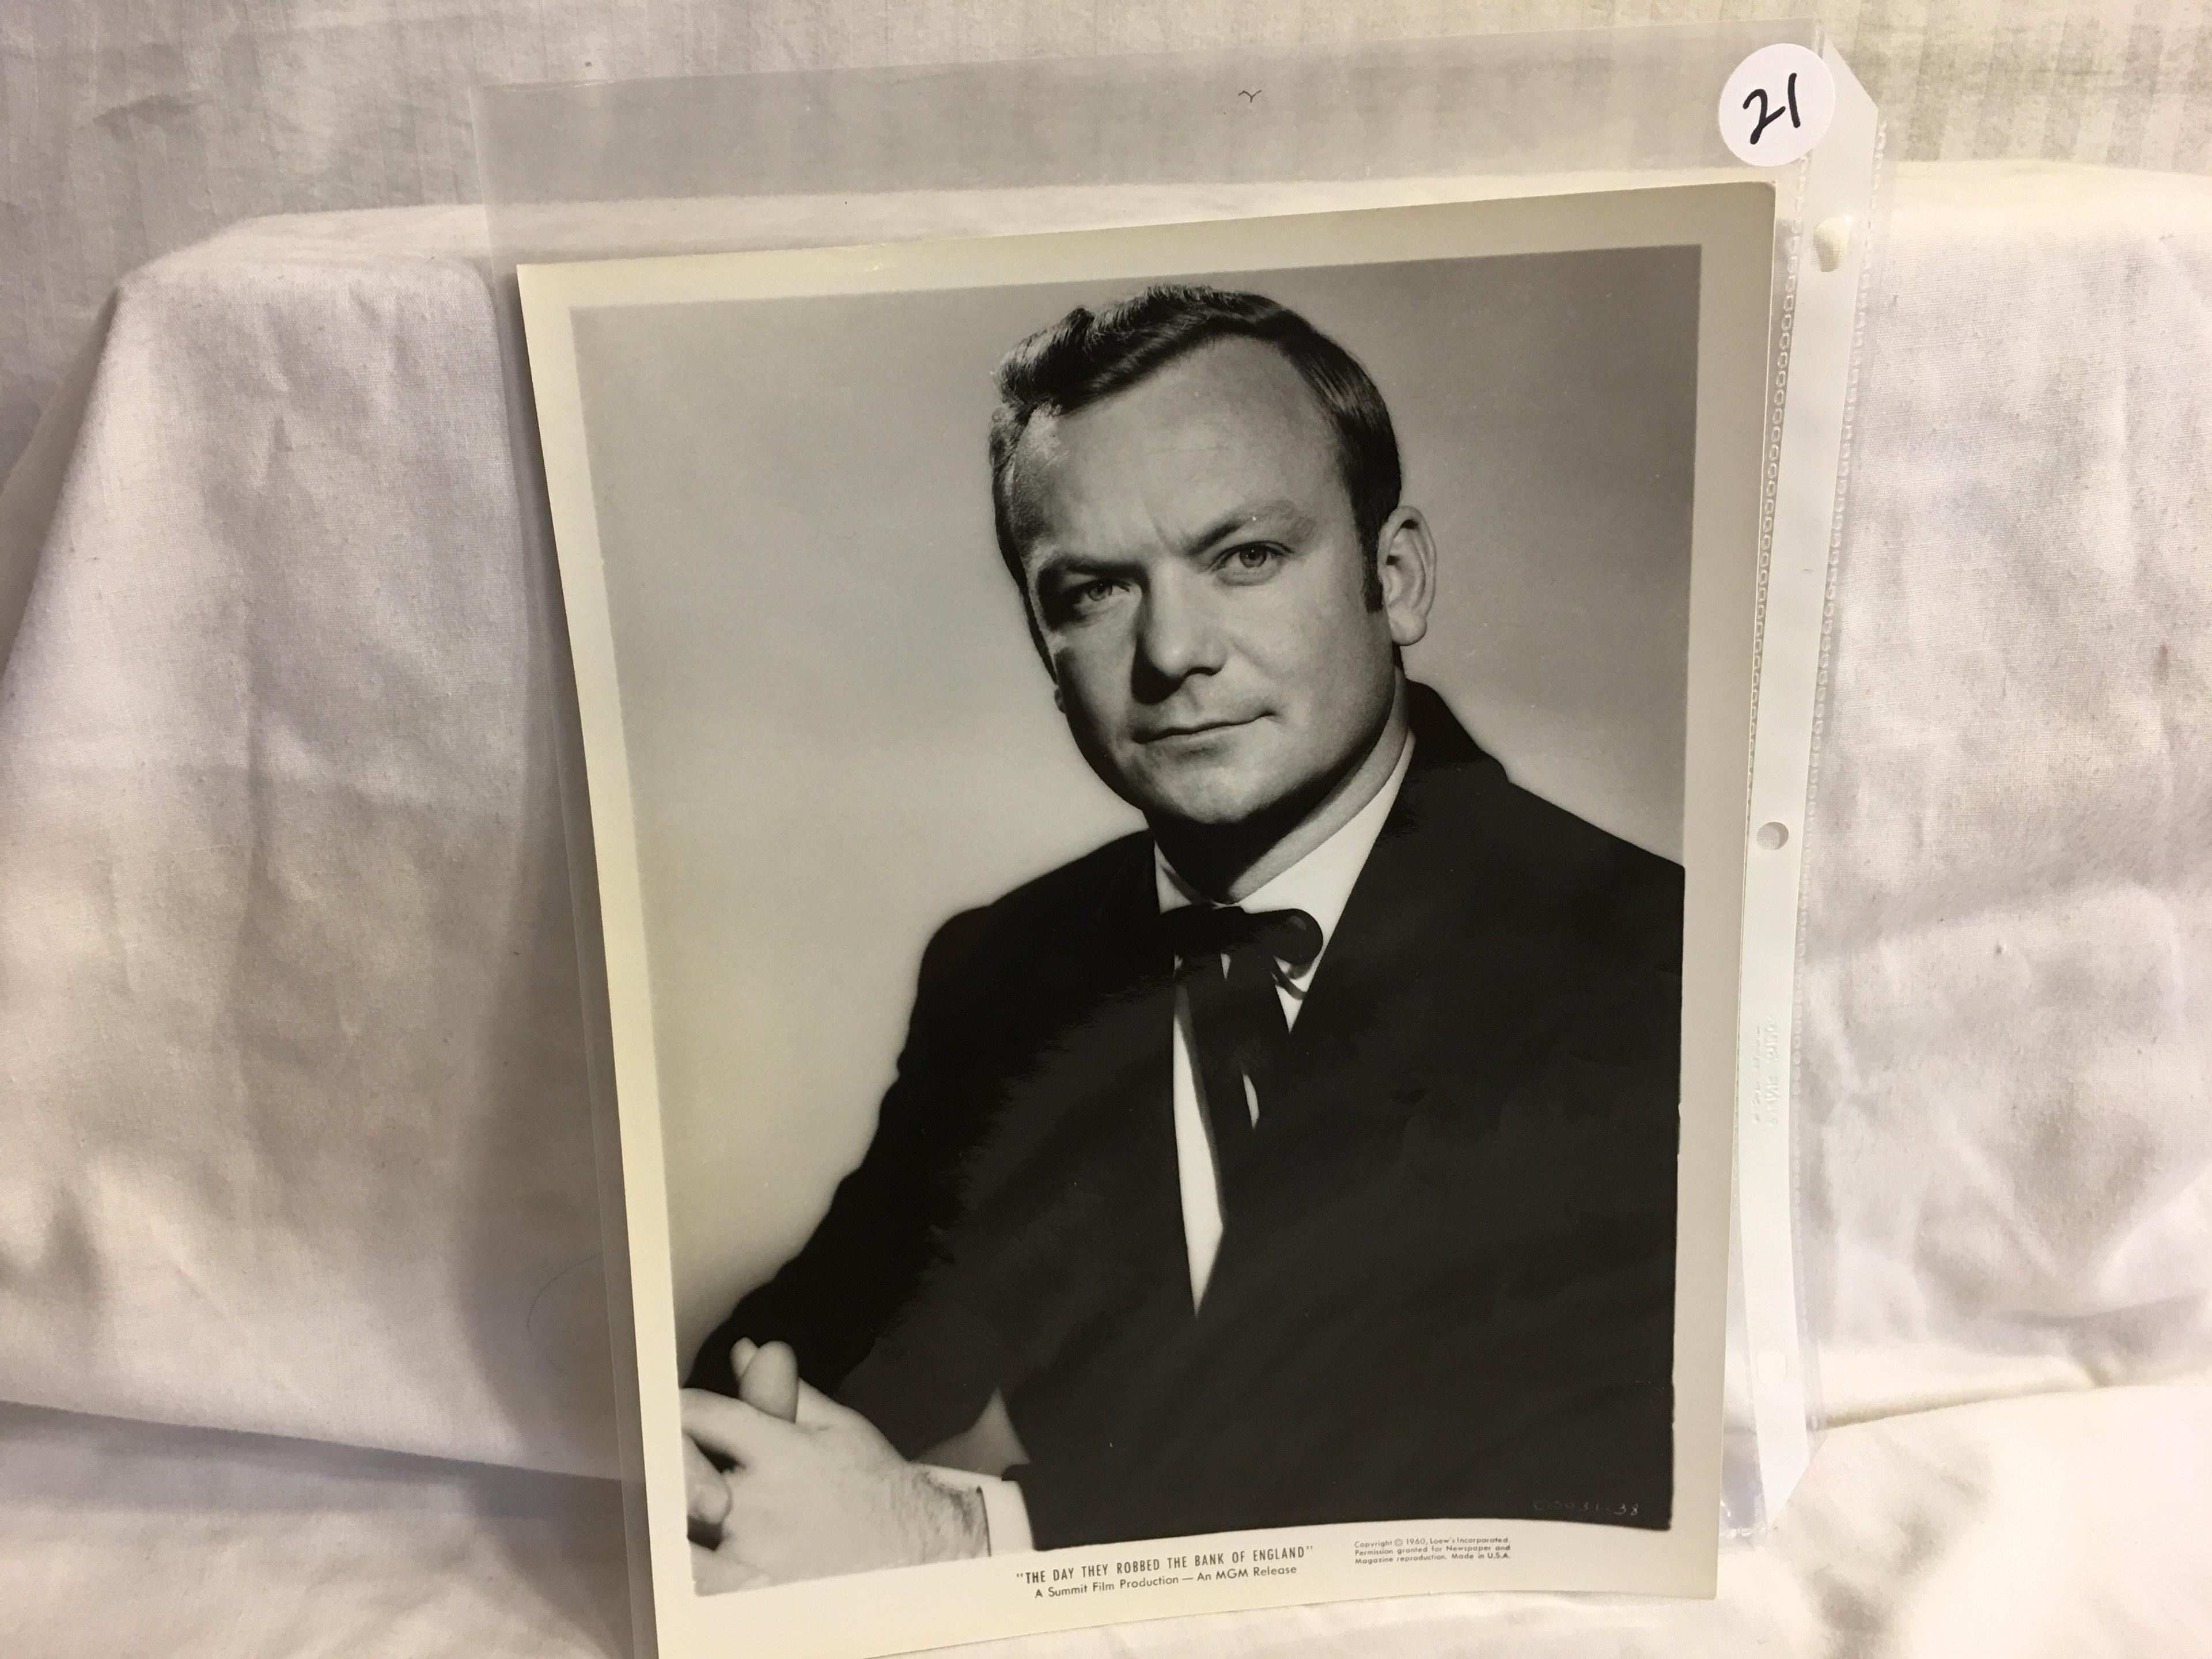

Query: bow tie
left=1156, top=904, right=1324, bottom=974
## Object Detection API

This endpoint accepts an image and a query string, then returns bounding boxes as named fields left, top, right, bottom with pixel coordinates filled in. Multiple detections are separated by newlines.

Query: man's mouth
left=1137, top=715, right=1260, bottom=743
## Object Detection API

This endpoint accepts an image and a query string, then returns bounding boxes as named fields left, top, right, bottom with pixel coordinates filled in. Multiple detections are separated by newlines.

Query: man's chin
left=1127, top=769, right=1282, bottom=832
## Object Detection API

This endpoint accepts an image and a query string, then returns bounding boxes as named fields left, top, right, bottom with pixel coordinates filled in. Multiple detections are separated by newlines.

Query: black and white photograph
left=520, top=184, right=1771, bottom=1656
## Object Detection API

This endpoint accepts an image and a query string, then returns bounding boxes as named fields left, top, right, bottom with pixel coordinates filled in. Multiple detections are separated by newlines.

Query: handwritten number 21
left=1744, top=72, right=1800, bottom=146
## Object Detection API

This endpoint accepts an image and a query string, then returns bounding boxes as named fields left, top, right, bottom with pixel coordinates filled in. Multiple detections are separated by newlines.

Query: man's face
left=1006, top=338, right=1403, bottom=829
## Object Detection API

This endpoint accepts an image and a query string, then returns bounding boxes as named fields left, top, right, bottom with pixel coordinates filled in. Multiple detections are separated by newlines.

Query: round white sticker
left=1718, top=44, right=1836, bottom=167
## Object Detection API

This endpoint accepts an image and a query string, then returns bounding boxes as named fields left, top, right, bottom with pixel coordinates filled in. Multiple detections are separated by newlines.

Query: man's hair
left=988, top=285, right=1402, bottom=609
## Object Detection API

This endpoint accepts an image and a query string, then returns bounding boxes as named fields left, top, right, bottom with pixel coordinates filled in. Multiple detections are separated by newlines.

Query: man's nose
left=1131, top=573, right=1226, bottom=695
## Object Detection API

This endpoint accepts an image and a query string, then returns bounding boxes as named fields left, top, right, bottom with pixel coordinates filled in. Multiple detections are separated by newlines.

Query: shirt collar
left=1154, top=728, right=1415, bottom=965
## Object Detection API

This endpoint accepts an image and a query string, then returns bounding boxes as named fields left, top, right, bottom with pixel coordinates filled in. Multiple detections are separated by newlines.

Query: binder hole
left=1813, top=215, right=1854, bottom=271
left=1756, top=821, right=1790, bottom=851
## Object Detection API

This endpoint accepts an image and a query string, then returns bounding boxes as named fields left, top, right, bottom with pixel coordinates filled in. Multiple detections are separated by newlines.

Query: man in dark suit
left=680, top=285, right=1682, bottom=1585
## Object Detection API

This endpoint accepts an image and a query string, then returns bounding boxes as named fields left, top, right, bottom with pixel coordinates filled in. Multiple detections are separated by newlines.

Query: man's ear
left=1376, top=506, right=1437, bottom=649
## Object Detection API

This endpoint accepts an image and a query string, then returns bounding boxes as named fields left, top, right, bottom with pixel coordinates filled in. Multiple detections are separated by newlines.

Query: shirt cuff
left=919, top=1465, right=1036, bottom=1556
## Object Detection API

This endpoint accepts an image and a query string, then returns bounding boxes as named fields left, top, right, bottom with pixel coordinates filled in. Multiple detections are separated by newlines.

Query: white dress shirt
left=1155, top=729, right=1415, bottom=1307
left=925, top=726, right=1415, bottom=1554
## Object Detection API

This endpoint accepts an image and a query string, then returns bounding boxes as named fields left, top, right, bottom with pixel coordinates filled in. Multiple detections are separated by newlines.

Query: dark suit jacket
left=690, top=683, right=1683, bottom=1550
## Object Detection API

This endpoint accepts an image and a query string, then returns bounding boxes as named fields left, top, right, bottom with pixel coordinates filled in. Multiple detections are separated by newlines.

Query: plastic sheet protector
left=477, top=23, right=1887, bottom=1657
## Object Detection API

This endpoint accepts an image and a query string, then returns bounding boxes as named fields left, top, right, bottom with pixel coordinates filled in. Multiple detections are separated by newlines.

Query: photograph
left=520, top=183, right=1771, bottom=1656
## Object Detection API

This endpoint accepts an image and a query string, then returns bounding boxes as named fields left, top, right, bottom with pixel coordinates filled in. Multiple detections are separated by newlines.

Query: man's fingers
left=738, top=1339, right=800, bottom=1422
left=682, top=1387, right=800, bottom=1465
left=683, top=1431, right=732, bottom=1531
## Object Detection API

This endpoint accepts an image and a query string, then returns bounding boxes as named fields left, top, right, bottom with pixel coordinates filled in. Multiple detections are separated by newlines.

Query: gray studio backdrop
left=568, top=245, right=1700, bottom=1361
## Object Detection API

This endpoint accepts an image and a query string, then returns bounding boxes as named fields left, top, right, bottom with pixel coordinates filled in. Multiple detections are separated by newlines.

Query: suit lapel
left=1082, top=840, right=1190, bottom=1312
left=1213, top=689, right=1515, bottom=1281
left=1270, top=685, right=1508, bottom=1107
left=959, top=837, right=1196, bottom=1371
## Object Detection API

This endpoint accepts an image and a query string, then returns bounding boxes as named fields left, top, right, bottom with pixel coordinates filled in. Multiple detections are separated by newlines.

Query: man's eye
left=1052, top=577, right=1127, bottom=619
left=1218, top=543, right=1284, bottom=580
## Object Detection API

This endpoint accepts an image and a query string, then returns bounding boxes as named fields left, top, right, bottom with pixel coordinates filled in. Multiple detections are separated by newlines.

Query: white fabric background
left=4, top=1, right=2211, bottom=486
left=0, top=157, right=2207, bottom=1653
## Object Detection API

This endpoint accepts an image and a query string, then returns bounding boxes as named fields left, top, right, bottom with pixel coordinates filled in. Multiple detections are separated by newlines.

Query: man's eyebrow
left=1180, top=501, right=1316, bottom=556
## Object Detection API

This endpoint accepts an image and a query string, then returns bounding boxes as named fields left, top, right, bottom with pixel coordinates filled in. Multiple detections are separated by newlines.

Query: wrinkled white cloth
left=7, top=1, right=2211, bottom=488
left=0, top=207, right=614, bottom=1476
left=3, top=1382, right=2208, bottom=1657
left=0, top=160, right=2207, bottom=1651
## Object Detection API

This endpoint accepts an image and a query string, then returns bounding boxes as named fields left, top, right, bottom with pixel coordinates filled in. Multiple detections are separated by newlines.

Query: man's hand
left=681, top=1374, right=987, bottom=1585
left=688, top=1337, right=800, bottom=1593
left=685, top=1431, right=733, bottom=1535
